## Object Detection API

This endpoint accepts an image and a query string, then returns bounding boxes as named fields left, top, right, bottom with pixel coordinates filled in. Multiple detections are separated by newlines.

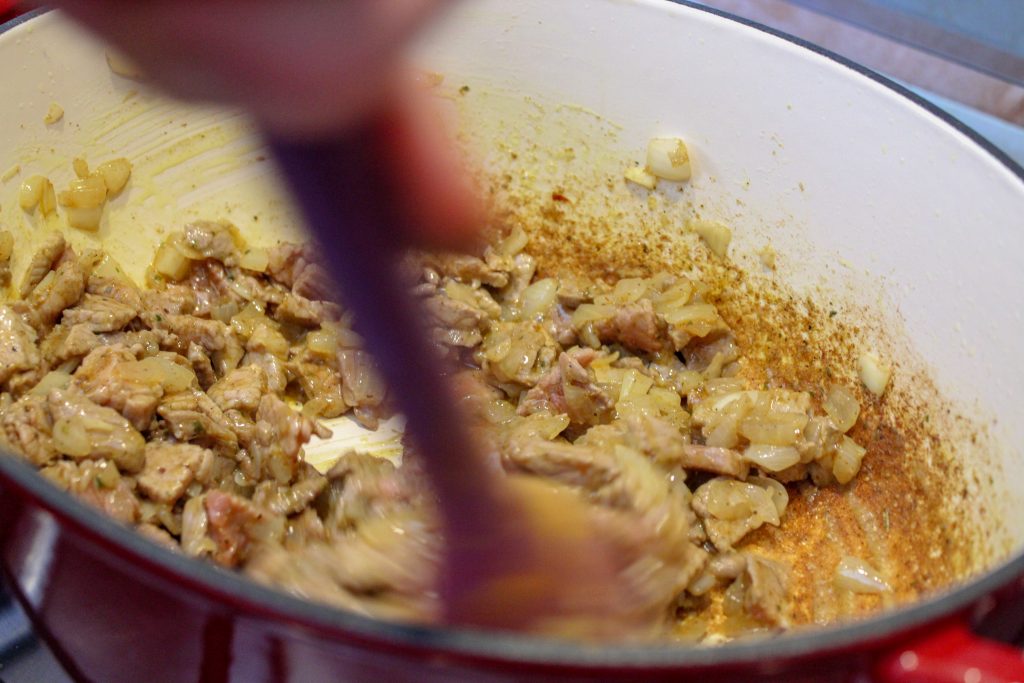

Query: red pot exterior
left=3, top=465, right=1023, bottom=683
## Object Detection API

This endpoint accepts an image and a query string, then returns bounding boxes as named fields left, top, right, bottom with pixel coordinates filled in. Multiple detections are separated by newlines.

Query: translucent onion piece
left=688, top=219, right=732, bottom=259
left=624, top=165, right=658, bottom=189
left=823, top=384, right=860, bottom=433
left=743, top=444, right=801, bottom=472
left=832, top=435, right=867, bottom=485
left=835, top=556, right=889, bottom=594
left=96, top=158, right=132, bottom=195
left=520, top=278, right=558, bottom=319
left=858, top=352, right=891, bottom=397
left=646, top=137, right=692, bottom=182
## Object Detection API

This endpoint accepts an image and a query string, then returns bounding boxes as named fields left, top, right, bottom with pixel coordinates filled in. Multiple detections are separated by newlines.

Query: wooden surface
left=695, top=0, right=1024, bottom=126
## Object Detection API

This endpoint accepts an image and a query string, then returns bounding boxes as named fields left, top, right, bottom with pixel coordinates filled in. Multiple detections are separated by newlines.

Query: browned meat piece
left=207, top=365, right=267, bottom=414
left=143, top=312, right=232, bottom=353
left=292, top=349, right=346, bottom=418
left=25, top=257, right=87, bottom=332
left=683, top=334, right=739, bottom=374
left=293, top=264, right=333, bottom=302
left=546, top=304, right=577, bottom=347
left=39, top=458, right=140, bottom=524
left=252, top=468, right=328, bottom=516
left=141, top=285, right=196, bottom=316
left=136, top=441, right=215, bottom=504
left=733, top=554, right=790, bottom=626
left=245, top=510, right=441, bottom=623
left=74, top=345, right=164, bottom=431
left=273, top=293, right=336, bottom=327
left=249, top=394, right=330, bottom=484
left=205, top=490, right=283, bottom=567
left=47, top=386, right=146, bottom=473
left=61, top=293, right=138, bottom=332
left=478, top=321, right=560, bottom=387
left=87, top=273, right=143, bottom=311
left=518, top=350, right=613, bottom=428
left=181, top=221, right=239, bottom=263
left=0, top=394, right=56, bottom=466
left=136, top=523, right=180, bottom=552
left=681, top=445, right=749, bottom=479
left=60, top=324, right=102, bottom=362
left=419, top=252, right=509, bottom=288
left=557, top=275, right=601, bottom=308
left=19, top=233, right=65, bottom=298
left=157, top=388, right=239, bottom=451
left=267, top=242, right=317, bottom=289
left=187, top=343, right=217, bottom=389
left=243, top=336, right=289, bottom=395
left=338, top=350, right=385, bottom=412
left=424, top=294, right=485, bottom=348
left=321, top=453, right=424, bottom=531
left=591, top=300, right=668, bottom=354
left=0, top=305, right=41, bottom=388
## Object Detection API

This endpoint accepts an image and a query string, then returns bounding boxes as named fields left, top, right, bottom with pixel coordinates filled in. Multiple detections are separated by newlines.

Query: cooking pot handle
left=875, top=621, right=1024, bottom=683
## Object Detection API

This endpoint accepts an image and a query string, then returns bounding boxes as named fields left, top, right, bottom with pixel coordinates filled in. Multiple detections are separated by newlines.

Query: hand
left=51, top=0, right=481, bottom=248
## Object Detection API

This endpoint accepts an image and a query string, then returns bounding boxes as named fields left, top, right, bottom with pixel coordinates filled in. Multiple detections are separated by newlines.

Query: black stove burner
left=0, top=582, right=71, bottom=683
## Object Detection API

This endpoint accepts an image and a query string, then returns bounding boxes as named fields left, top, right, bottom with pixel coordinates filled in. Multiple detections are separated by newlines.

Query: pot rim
left=2, top=2, right=1024, bottom=670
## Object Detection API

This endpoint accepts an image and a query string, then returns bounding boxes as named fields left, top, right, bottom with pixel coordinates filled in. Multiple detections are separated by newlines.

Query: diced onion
left=115, top=356, right=197, bottom=393
left=59, top=174, right=107, bottom=209
left=689, top=219, right=732, bottom=259
left=307, top=328, right=339, bottom=356
left=19, top=175, right=46, bottom=210
left=520, top=278, right=558, bottom=319
left=743, top=444, right=800, bottom=472
left=624, top=165, right=658, bottom=190
left=571, top=303, right=615, bottom=327
left=832, top=435, right=867, bottom=484
left=106, top=50, right=145, bottom=80
left=748, top=476, right=789, bottom=517
left=44, top=102, right=64, bottom=125
left=495, top=226, right=528, bottom=257
left=238, top=247, right=269, bottom=273
left=96, top=158, right=132, bottom=195
left=39, top=178, right=57, bottom=216
left=835, top=556, right=889, bottom=594
left=858, top=352, right=891, bottom=397
left=65, top=205, right=104, bottom=232
left=739, top=412, right=808, bottom=446
left=646, top=137, right=692, bottom=182
left=700, top=478, right=778, bottom=525
left=72, top=157, right=90, bottom=179
left=824, top=384, right=860, bottom=433
left=153, top=238, right=191, bottom=281
left=52, top=418, right=92, bottom=458
left=29, top=371, right=73, bottom=397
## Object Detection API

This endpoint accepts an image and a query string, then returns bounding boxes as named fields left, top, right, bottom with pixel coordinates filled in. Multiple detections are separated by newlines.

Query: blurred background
left=0, top=1, right=1022, bottom=681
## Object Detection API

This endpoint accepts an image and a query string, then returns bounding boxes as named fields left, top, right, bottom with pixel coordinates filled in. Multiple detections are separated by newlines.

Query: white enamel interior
left=1, top=2, right=1022, bottom=562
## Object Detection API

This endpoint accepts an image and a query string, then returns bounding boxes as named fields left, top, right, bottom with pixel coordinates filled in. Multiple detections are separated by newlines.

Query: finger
left=53, top=0, right=454, bottom=136
left=371, top=82, right=484, bottom=251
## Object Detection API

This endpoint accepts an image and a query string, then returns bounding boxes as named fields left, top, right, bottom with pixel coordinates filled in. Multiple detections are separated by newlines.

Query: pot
left=1, top=2, right=1024, bottom=681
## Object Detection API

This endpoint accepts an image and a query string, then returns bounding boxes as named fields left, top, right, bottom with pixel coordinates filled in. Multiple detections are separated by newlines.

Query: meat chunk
left=61, top=293, right=138, bottom=332
left=187, top=343, right=217, bottom=389
left=732, top=554, right=790, bottom=626
left=141, top=286, right=196, bottom=316
left=424, top=294, right=485, bottom=348
left=245, top=511, right=440, bottom=623
left=74, top=345, right=164, bottom=431
left=86, top=272, right=143, bottom=312
left=181, top=221, right=239, bottom=262
left=248, top=394, right=330, bottom=484
left=419, top=252, right=509, bottom=288
left=39, top=458, right=140, bottom=524
left=252, top=467, right=328, bottom=516
left=157, top=388, right=239, bottom=451
left=267, top=242, right=317, bottom=289
left=136, top=442, right=215, bottom=504
left=25, top=256, right=87, bottom=332
left=681, top=445, right=749, bottom=479
left=337, top=350, right=385, bottom=414
left=0, top=305, right=41, bottom=388
left=273, top=293, right=335, bottom=327
left=292, top=349, right=346, bottom=418
left=143, top=312, right=233, bottom=354
left=47, top=386, right=146, bottom=473
left=207, top=365, right=267, bottom=414
left=60, top=324, right=102, bottom=362
left=518, top=351, right=613, bottom=428
left=0, top=394, right=56, bottom=466
left=593, top=300, right=668, bottom=354
left=204, top=490, right=283, bottom=567
left=19, top=233, right=65, bottom=298
left=321, top=453, right=424, bottom=531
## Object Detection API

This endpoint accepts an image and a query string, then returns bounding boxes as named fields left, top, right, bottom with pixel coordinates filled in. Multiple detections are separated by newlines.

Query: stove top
left=0, top=579, right=71, bottom=683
